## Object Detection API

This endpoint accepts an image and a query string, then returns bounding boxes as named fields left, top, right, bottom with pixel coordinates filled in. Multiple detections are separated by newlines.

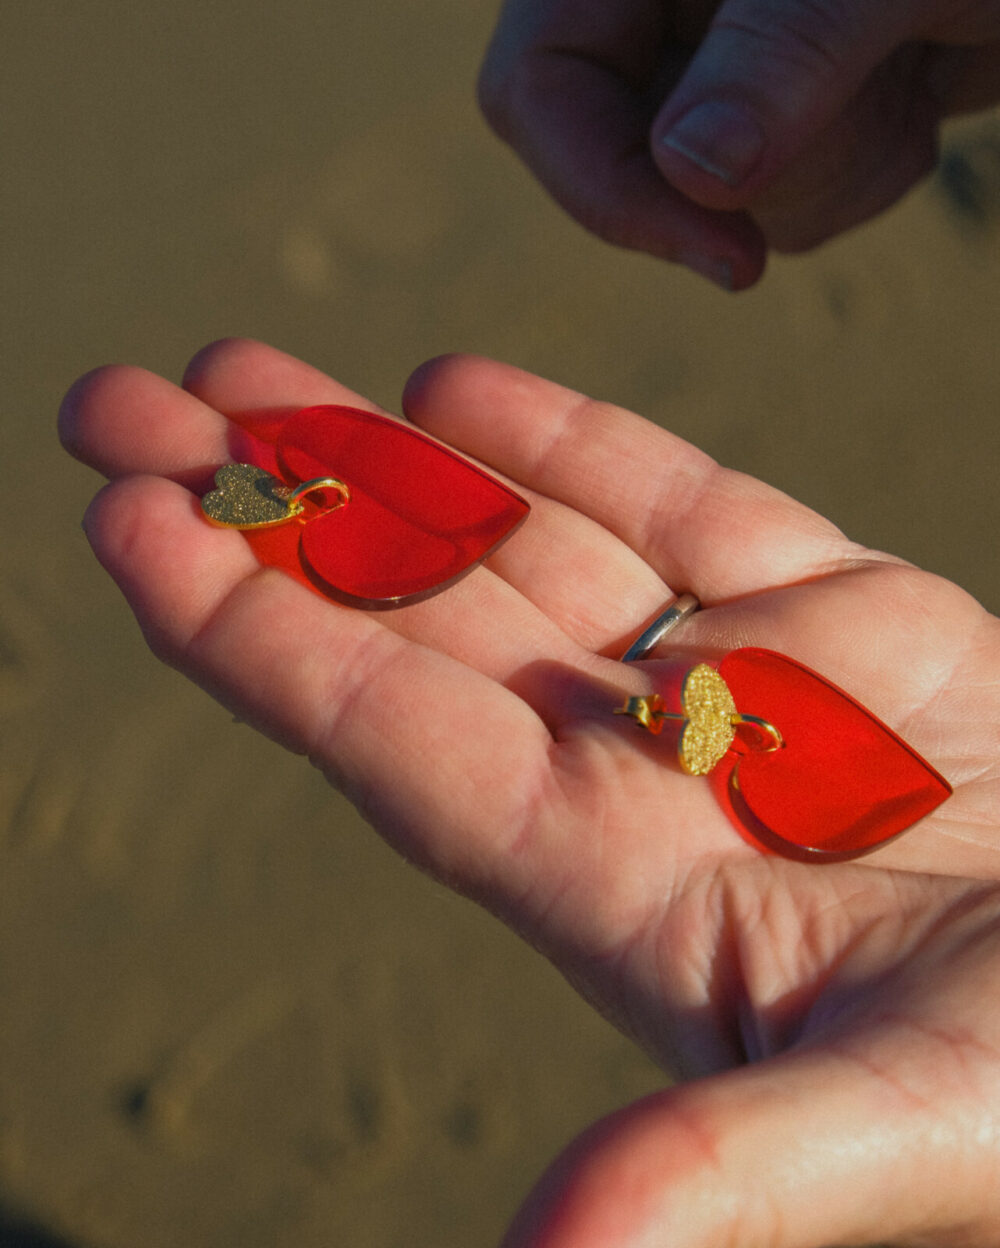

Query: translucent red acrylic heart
left=717, top=648, right=952, bottom=859
left=223, top=404, right=529, bottom=607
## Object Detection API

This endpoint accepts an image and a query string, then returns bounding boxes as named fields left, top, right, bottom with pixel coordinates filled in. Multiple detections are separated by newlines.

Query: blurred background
left=3, top=3, right=1000, bottom=1246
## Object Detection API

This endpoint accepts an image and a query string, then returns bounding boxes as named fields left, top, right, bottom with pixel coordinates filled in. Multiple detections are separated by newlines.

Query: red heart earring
left=618, top=646, right=952, bottom=860
left=201, top=404, right=530, bottom=607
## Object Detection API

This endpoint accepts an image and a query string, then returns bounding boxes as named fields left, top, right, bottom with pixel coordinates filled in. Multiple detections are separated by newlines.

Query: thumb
left=500, top=1047, right=990, bottom=1248
left=650, top=0, right=933, bottom=209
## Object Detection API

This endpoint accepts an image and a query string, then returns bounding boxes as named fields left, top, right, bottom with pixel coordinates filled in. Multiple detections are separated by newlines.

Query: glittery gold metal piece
left=201, top=464, right=349, bottom=530
left=678, top=663, right=738, bottom=774
left=616, top=662, right=782, bottom=775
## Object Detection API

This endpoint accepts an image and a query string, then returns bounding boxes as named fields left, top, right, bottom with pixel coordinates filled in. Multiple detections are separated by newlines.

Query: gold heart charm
left=201, top=464, right=298, bottom=530
left=678, top=663, right=738, bottom=774
left=616, top=661, right=782, bottom=775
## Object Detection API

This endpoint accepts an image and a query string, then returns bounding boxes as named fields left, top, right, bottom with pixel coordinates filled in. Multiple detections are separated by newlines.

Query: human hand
left=478, top=0, right=1000, bottom=289
left=60, top=340, right=1000, bottom=1244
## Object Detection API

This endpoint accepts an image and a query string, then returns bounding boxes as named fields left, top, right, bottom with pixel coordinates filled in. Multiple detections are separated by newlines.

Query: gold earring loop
left=731, top=713, right=783, bottom=753
left=286, top=476, right=351, bottom=515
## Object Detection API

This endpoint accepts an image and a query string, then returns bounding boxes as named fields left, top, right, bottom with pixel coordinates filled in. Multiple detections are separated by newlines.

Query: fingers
left=61, top=341, right=873, bottom=650
left=744, top=48, right=941, bottom=253
left=59, top=364, right=233, bottom=485
left=181, top=336, right=383, bottom=416
left=501, top=1041, right=998, bottom=1248
left=62, top=369, right=596, bottom=688
left=57, top=338, right=381, bottom=486
left=478, top=0, right=767, bottom=289
left=404, top=355, right=864, bottom=602
left=61, top=340, right=675, bottom=655
left=483, top=496, right=674, bottom=657
left=650, top=0, right=939, bottom=212
left=476, top=0, right=1000, bottom=281
left=81, top=472, right=568, bottom=903
left=61, top=340, right=681, bottom=720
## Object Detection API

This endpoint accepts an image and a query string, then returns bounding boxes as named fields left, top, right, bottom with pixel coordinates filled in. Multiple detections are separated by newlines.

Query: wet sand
left=4, top=4, right=1000, bottom=1245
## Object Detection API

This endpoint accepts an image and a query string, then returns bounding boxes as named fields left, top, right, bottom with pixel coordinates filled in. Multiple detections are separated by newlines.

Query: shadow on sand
left=0, top=1206, right=81, bottom=1248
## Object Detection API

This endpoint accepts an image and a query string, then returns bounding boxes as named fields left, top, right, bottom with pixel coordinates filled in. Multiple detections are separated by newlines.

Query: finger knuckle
left=713, top=0, right=861, bottom=80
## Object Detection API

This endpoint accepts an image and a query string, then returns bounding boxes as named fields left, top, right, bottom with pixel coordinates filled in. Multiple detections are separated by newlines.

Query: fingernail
left=675, top=250, right=734, bottom=291
left=662, top=101, right=765, bottom=187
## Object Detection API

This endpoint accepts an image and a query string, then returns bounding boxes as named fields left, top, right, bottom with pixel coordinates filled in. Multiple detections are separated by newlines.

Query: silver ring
left=621, top=594, right=700, bottom=661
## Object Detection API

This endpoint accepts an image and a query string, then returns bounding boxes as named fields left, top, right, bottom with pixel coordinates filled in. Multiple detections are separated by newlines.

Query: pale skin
left=478, top=0, right=1000, bottom=288
left=60, top=339, right=1000, bottom=1246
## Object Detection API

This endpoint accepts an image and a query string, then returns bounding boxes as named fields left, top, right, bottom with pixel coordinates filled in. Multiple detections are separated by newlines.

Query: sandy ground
left=3, top=3, right=1000, bottom=1246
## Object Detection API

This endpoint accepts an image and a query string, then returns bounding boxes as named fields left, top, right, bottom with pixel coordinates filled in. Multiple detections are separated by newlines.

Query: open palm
left=61, top=340, right=1000, bottom=1246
